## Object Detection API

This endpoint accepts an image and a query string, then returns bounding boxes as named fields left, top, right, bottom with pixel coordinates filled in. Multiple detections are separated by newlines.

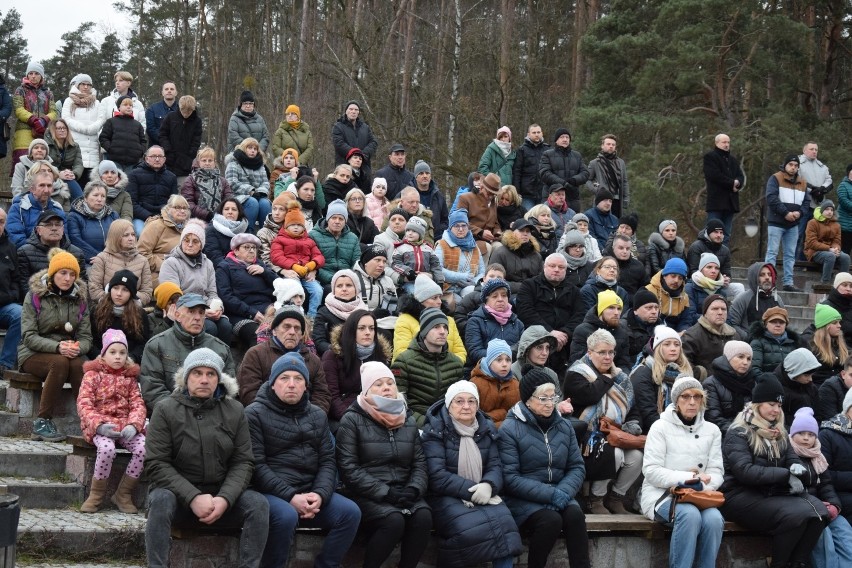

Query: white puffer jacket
left=62, top=87, right=103, bottom=168
left=640, top=405, right=724, bottom=520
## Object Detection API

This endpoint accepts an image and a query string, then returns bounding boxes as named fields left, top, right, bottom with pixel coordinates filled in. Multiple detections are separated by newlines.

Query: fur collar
left=329, top=324, right=392, bottom=358
left=501, top=229, right=540, bottom=252
left=647, top=231, right=685, bottom=253
left=172, top=365, right=239, bottom=399
left=29, top=268, right=88, bottom=300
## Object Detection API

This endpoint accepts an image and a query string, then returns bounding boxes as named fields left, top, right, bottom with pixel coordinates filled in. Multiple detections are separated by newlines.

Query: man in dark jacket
left=236, top=307, right=331, bottom=409
left=139, top=294, right=236, bottom=414
left=516, top=253, right=584, bottom=373
left=145, top=348, right=268, bottom=568
left=245, top=352, right=361, bottom=568
left=538, top=127, right=589, bottom=213
left=512, top=124, right=549, bottom=209
left=686, top=218, right=734, bottom=278
left=569, top=290, right=631, bottom=368
left=0, top=208, right=22, bottom=377
left=158, top=95, right=202, bottom=184
left=375, top=143, right=415, bottom=201
left=621, top=289, right=663, bottom=364
left=126, top=146, right=178, bottom=235
left=17, top=210, right=88, bottom=295
left=586, top=134, right=629, bottom=217
left=703, top=133, right=745, bottom=247
left=607, top=233, right=648, bottom=301
left=586, top=190, right=621, bottom=252
left=765, top=154, right=809, bottom=292
left=331, top=100, right=378, bottom=173
left=413, top=159, right=449, bottom=237
left=145, top=82, right=178, bottom=147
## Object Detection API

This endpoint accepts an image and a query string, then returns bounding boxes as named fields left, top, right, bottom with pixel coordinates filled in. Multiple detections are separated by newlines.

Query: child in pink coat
left=365, top=177, right=390, bottom=229
left=76, top=329, right=146, bottom=514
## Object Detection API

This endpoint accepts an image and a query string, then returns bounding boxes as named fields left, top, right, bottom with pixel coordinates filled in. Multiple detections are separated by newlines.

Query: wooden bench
left=5, top=370, right=43, bottom=391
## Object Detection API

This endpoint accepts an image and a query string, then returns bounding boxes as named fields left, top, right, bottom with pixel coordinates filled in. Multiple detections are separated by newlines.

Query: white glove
left=789, top=464, right=807, bottom=477
left=468, top=483, right=493, bottom=505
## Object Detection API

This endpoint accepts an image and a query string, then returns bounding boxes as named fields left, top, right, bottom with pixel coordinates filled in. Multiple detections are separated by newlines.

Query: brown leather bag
left=599, top=416, right=646, bottom=450
left=671, top=487, right=725, bottom=510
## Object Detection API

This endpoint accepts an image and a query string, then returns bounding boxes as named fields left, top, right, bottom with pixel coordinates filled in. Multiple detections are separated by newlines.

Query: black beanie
left=108, top=269, right=138, bottom=298
left=632, top=289, right=659, bottom=310
left=520, top=366, right=556, bottom=402
left=239, top=90, right=255, bottom=105
left=702, top=293, right=727, bottom=315
left=553, top=127, right=571, bottom=144
left=752, top=373, right=784, bottom=404
left=595, top=189, right=615, bottom=205
left=781, top=154, right=800, bottom=170
left=704, top=218, right=725, bottom=234
left=618, top=213, right=638, bottom=233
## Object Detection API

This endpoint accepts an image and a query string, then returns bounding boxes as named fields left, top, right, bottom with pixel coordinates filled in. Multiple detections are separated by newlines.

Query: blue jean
left=0, top=303, right=22, bottom=368
left=521, top=197, right=539, bottom=211
left=301, top=278, right=323, bottom=317
left=811, top=250, right=851, bottom=283
left=132, top=218, right=146, bottom=236
left=765, top=225, right=799, bottom=286
left=262, top=492, right=360, bottom=568
left=705, top=210, right=734, bottom=247
left=242, top=196, right=272, bottom=232
left=146, top=487, right=269, bottom=568
left=204, top=316, right=233, bottom=345
left=656, top=499, right=724, bottom=568
left=796, top=208, right=814, bottom=260
left=813, top=514, right=852, bottom=568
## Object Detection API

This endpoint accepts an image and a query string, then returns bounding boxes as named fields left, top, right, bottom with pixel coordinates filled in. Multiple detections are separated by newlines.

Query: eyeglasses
left=148, top=154, right=165, bottom=159
left=39, top=222, right=63, bottom=229
left=451, top=398, right=478, bottom=407
left=591, top=350, right=616, bottom=357
left=348, top=196, right=364, bottom=202
left=172, top=205, right=190, bottom=210
left=452, top=223, right=469, bottom=229
left=533, top=395, right=560, bottom=404
left=240, top=244, right=257, bottom=251
left=600, top=265, right=618, bottom=271
left=679, top=394, right=704, bottom=402
left=766, top=319, right=786, bottom=325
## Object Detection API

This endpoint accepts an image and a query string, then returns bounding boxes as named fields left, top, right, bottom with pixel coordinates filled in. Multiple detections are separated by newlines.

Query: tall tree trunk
left=295, top=0, right=312, bottom=101
left=499, top=0, right=514, bottom=125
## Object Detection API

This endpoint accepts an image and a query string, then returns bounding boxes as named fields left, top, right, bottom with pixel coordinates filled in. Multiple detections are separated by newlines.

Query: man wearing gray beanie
left=145, top=347, right=269, bottom=567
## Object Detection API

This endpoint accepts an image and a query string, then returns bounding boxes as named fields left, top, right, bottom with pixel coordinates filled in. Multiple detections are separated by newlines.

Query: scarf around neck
left=234, top=148, right=264, bottom=170
left=68, top=90, right=96, bottom=112
left=324, top=295, right=369, bottom=320
left=442, top=227, right=476, bottom=251
left=691, top=271, right=725, bottom=293
left=193, top=167, right=223, bottom=213
left=356, top=342, right=376, bottom=360
left=596, top=273, right=618, bottom=287
left=494, top=139, right=512, bottom=158
left=484, top=304, right=512, bottom=326
left=453, top=417, right=483, bottom=483
left=743, top=404, right=785, bottom=458
left=213, top=213, right=248, bottom=238
left=788, top=435, right=828, bottom=474
left=357, top=393, right=406, bottom=429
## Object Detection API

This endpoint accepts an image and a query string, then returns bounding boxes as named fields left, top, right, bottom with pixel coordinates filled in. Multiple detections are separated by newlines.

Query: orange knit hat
left=284, top=201, right=306, bottom=228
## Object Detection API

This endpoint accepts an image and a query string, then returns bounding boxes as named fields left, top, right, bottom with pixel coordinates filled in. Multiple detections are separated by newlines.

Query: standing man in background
left=703, top=133, right=745, bottom=247
left=145, top=82, right=178, bottom=147
left=797, top=141, right=832, bottom=260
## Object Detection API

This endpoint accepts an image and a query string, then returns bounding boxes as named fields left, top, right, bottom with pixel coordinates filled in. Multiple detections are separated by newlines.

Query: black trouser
left=770, top=516, right=826, bottom=567
left=521, top=504, right=590, bottom=568
left=362, top=508, right=432, bottom=568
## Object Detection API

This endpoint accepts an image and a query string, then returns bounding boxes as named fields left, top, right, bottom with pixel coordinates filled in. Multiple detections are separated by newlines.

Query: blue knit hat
left=480, top=277, right=510, bottom=303
left=483, top=339, right=512, bottom=378
left=449, top=208, right=469, bottom=228
left=662, top=257, right=688, bottom=277
left=269, top=352, right=310, bottom=385
left=326, top=199, right=349, bottom=222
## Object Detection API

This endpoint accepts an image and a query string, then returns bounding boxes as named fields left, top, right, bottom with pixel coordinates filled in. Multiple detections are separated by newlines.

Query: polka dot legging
left=92, top=433, right=146, bottom=480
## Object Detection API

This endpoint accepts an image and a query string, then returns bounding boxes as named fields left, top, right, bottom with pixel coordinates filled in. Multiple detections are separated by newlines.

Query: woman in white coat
left=61, top=74, right=102, bottom=187
left=641, top=376, right=725, bottom=568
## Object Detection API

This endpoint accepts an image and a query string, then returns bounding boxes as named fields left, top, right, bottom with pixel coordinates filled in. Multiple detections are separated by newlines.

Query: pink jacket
left=77, top=359, right=146, bottom=443
left=365, top=193, right=390, bottom=230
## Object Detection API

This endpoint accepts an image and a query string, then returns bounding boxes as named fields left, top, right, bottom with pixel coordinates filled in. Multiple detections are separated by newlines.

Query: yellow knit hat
left=47, top=248, right=80, bottom=279
left=596, top=289, right=623, bottom=316
left=285, top=104, right=301, bottom=119
left=281, top=147, right=299, bottom=163
left=153, top=282, right=183, bottom=310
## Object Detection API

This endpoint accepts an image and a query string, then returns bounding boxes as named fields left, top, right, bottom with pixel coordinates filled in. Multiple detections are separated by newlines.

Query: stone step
left=0, top=476, right=84, bottom=509
left=19, top=564, right=144, bottom=568
left=0, top=438, right=70, bottom=478
left=4, top=380, right=83, bottom=438
left=0, top=411, right=19, bottom=437
left=16, top=509, right=145, bottom=562
left=0, top=378, right=7, bottom=406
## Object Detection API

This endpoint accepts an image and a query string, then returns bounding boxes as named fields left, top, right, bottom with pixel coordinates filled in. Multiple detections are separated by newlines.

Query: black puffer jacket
left=0, top=231, right=21, bottom=305
left=749, top=320, right=801, bottom=373
left=335, top=401, right=429, bottom=522
left=346, top=212, right=380, bottom=252
left=331, top=112, right=378, bottom=168
left=817, top=376, right=848, bottom=422
left=245, top=384, right=336, bottom=504
left=158, top=109, right=203, bottom=176
left=538, top=145, right=589, bottom=204
left=515, top=272, right=584, bottom=337
left=645, top=232, right=685, bottom=275
left=98, top=114, right=146, bottom=166
left=126, top=162, right=178, bottom=220
left=512, top=138, right=549, bottom=201
left=819, top=418, right=852, bottom=514
left=775, top=364, right=820, bottom=431
left=685, top=228, right=733, bottom=275
left=421, top=402, right=522, bottom=568
left=17, top=232, right=88, bottom=295
left=703, top=356, right=756, bottom=436
left=568, top=306, right=631, bottom=369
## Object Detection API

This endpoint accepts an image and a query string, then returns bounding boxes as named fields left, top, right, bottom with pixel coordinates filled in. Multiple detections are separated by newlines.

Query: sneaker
left=782, top=284, right=803, bottom=293
left=31, top=418, right=66, bottom=442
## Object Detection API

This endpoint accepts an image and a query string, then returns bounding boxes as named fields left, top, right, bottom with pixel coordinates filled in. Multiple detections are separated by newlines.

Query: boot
left=80, top=478, right=108, bottom=513
left=111, top=474, right=139, bottom=514
left=604, top=490, right=631, bottom=515
left=588, top=495, right=611, bottom=515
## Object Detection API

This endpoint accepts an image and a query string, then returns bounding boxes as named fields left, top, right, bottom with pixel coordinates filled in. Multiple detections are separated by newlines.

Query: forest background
left=1, top=0, right=851, bottom=260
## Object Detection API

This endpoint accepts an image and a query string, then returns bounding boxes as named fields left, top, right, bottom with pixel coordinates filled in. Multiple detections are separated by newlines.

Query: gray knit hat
left=572, top=213, right=589, bottom=224
left=406, top=216, right=427, bottom=238
left=182, top=348, right=224, bottom=383
left=783, top=348, right=821, bottom=379
left=671, top=376, right=703, bottom=403
left=418, top=307, right=448, bottom=339
left=414, top=273, right=442, bottom=302
left=326, top=199, right=349, bottom=222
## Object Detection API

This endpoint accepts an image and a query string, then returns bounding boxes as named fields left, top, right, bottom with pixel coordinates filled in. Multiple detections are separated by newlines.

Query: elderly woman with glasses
left=641, top=377, right=724, bottom=568
left=580, top=256, right=629, bottom=313
left=498, top=367, right=590, bottom=568
left=435, top=208, right=485, bottom=306
left=564, top=328, right=644, bottom=515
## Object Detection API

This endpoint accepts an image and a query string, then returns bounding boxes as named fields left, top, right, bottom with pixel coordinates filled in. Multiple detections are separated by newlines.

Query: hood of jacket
left=29, top=268, right=88, bottom=301
left=746, top=261, right=777, bottom=294
left=70, top=197, right=114, bottom=219
left=516, top=325, right=552, bottom=361
left=91, top=168, right=129, bottom=191
left=647, top=231, right=685, bottom=254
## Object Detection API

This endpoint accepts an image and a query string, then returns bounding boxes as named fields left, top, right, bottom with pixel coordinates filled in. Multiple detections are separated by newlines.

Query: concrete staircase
left=729, top=265, right=821, bottom=333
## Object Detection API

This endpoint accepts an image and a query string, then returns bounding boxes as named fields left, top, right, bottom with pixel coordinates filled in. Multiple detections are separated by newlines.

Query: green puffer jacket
left=18, top=270, right=92, bottom=368
left=391, top=338, right=463, bottom=426
left=271, top=120, right=315, bottom=166
left=309, top=220, right=361, bottom=285
left=139, top=323, right=236, bottom=413
left=145, top=367, right=253, bottom=508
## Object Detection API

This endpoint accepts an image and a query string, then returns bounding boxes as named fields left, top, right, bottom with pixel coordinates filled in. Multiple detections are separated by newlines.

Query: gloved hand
left=305, top=261, right=317, bottom=272
left=27, top=116, right=39, bottom=127
left=384, top=487, right=405, bottom=505
left=788, top=474, right=805, bottom=495
left=405, top=269, right=416, bottom=282
left=622, top=420, right=642, bottom=436
left=396, top=487, right=419, bottom=508
left=468, top=483, right=493, bottom=505
left=120, top=425, right=137, bottom=442
left=291, top=264, right=308, bottom=277
left=33, top=118, right=46, bottom=137
left=96, top=423, right=121, bottom=438
left=824, top=502, right=840, bottom=521
left=550, top=488, right=570, bottom=510
left=462, top=500, right=474, bottom=508
left=790, top=463, right=807, bottom=477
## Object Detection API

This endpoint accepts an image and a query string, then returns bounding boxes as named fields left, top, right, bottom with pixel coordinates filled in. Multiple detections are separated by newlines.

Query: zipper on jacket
left=542, top=428, right=554, bottom=483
